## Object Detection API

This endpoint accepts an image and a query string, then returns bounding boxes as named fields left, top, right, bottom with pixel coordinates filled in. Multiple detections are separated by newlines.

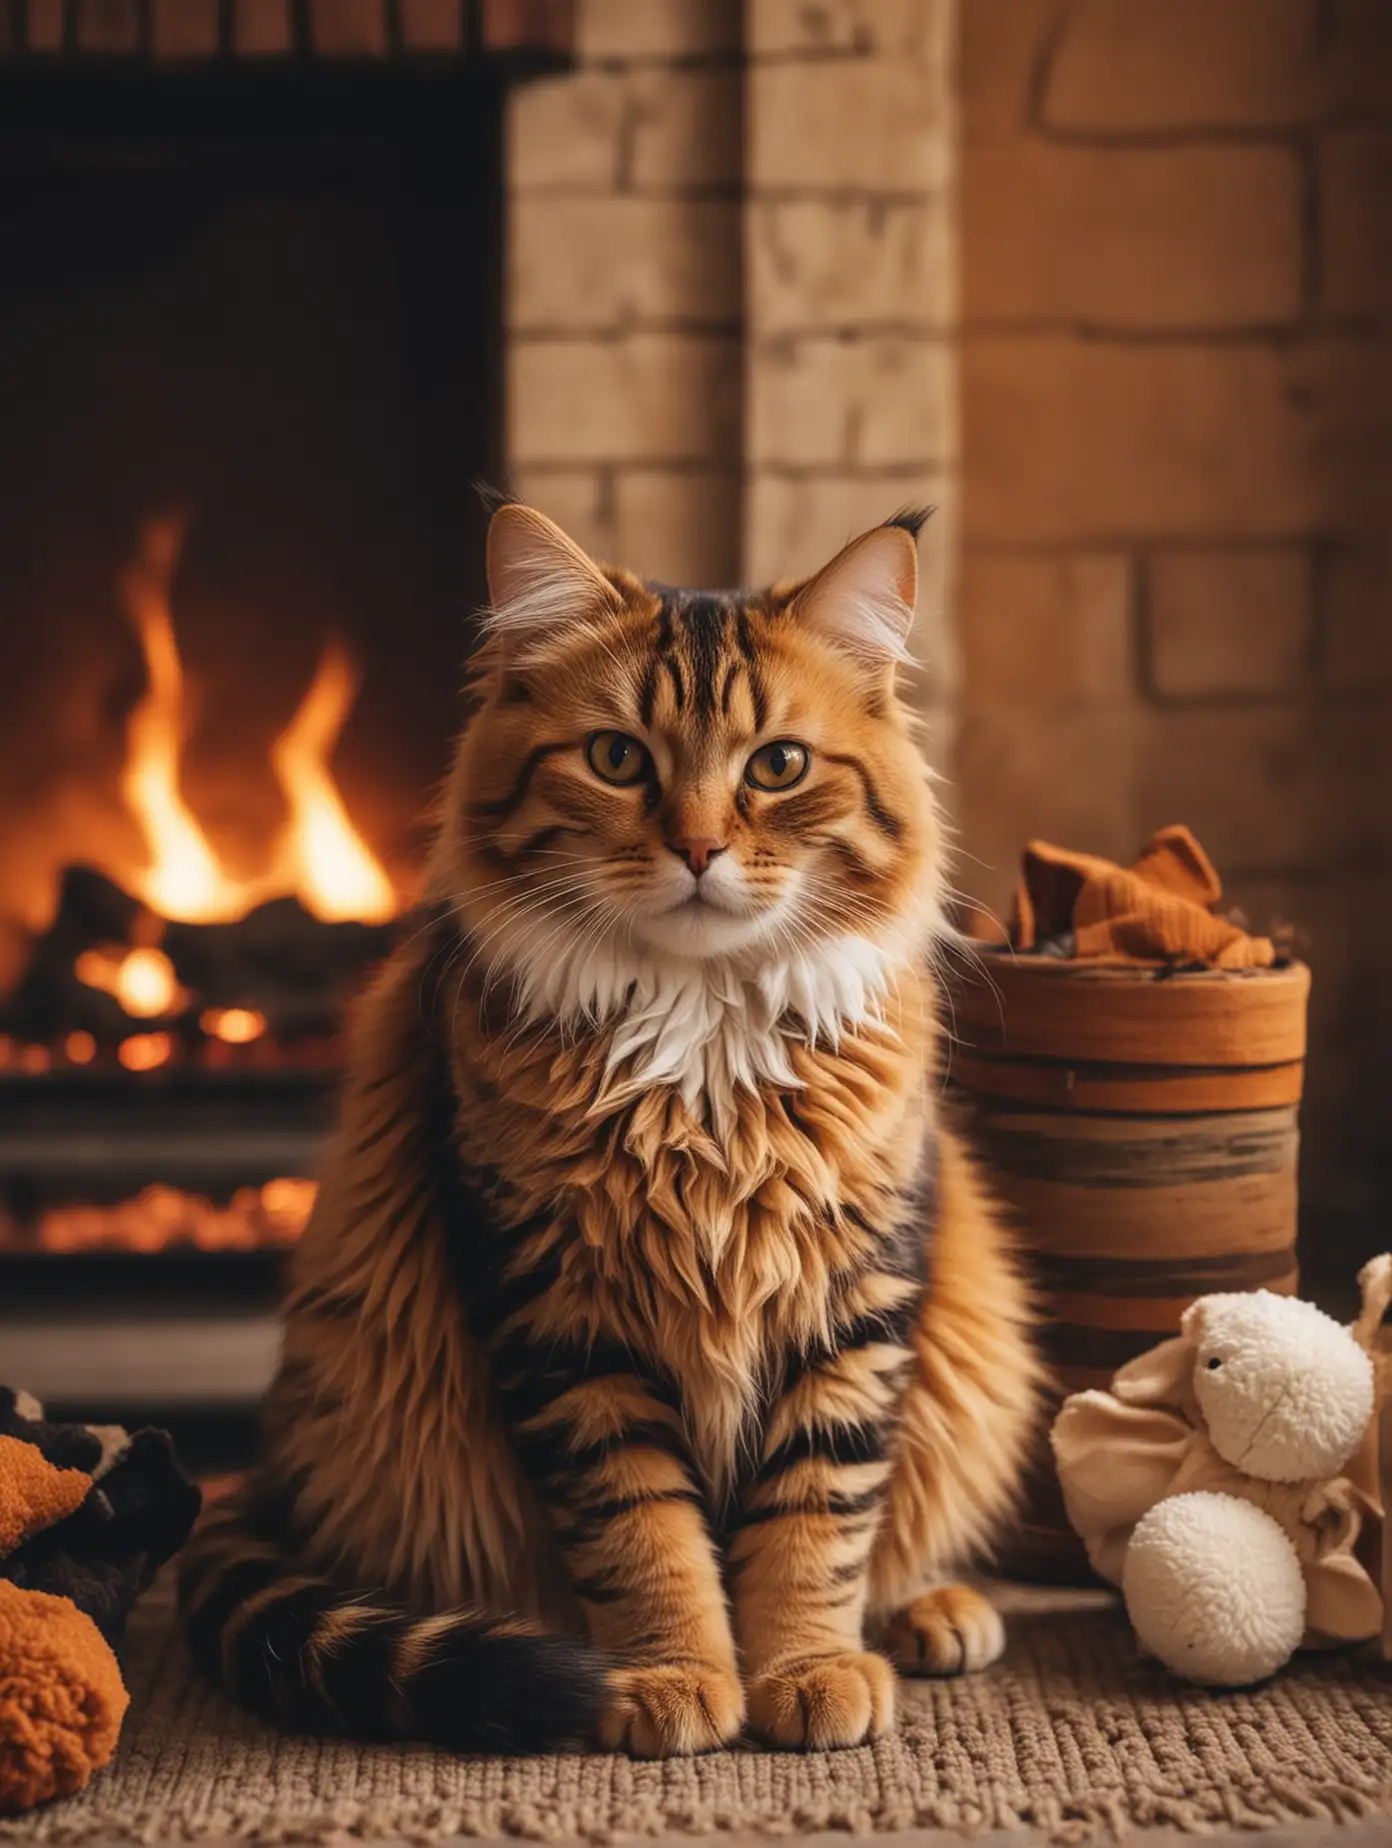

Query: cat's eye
left=586, top=730, right=650, bottom=787
left=745, top=740, right=809, bottom=791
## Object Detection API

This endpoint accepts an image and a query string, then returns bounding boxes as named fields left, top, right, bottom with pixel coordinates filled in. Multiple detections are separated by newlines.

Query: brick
left=1042, top=0, right=1325, bottom=132
left=749, top=0, right=950, bottom=62
left=79, top=1, right=140, bottom=52
left=629, top=67, right=743, bottom=189
left=742, top=474, right=957, bottom=694
left=1328, top=0, right=1392, bottom=116
left=960, top=0, right=1066, bottom=144
left=1321, top=133, right=1392, bottom=319
left=581, top=0, right=740, bottom=60
left=1147, top=550, right=1313, bottom=698
left=509, top=69, right=628, bottom=192
left=310, top=0, right=386, bottom=55
left=1323, top=550, right=1392, bottom=692
left=507, top=468, right=613, bottom=560
left=750, top=335, right=954, bottom=468
left=510, top=65, right=740, bottom=195
left=26, top=1, right=64, bottom=51
left=748, top=196, right=954, bottom=335
left=398, top=1, right=462, bottom=51
left=963, top=335, right=1392, bottom=542
left=960, top=552, right=1133, bottom=708
left=964, top=145, right=1302, bottom=328
left=1133, top=705, right=1386, bottom=875
left=235, top=0, right=291, bottom=53
left=749, top=57, right=950, bottom=193
left=511, top=196, right=739, bottom=331
left=153, top=0, right=219, bottom=55
left=509, top=333, right=742, bottom=464
left=954, top=707, right=1144, bottom=921
left=612, top=469, right=742, bottom=584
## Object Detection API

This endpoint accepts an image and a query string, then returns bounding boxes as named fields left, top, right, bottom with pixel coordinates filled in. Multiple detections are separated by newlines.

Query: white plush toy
left=1052, top=1258, right=1390, bottom=1687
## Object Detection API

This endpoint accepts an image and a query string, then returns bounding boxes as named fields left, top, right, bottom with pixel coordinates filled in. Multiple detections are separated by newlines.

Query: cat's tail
left=178, top=1488, right=608, bottom=1752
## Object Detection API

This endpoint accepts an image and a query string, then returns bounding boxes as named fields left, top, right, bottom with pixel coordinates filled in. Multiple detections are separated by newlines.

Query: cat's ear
left=484, top=503, right=619, bottom=659
left=789, top=510, right=927, bottom=669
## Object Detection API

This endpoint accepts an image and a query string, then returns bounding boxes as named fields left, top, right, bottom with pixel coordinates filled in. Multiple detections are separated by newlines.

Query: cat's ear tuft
left=484, top=504, right=618, bottom=658
left=790, top=515, right=924, bottom=667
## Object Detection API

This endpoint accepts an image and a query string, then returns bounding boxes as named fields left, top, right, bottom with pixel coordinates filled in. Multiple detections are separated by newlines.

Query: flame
left=270, top=643, right=397, bottom=923
left=117, top=515, right=398, bottom=926
left=120, top=518, right=253, bottom=922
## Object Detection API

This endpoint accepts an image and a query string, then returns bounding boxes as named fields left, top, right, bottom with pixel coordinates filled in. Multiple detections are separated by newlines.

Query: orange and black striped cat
left=179, top=502, right=1037, bottom=1755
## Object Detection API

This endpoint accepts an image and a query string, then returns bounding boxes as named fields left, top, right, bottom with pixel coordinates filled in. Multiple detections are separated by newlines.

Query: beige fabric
left=1052, top=1332, right=1386, bottom=1651
left=3, top=1580, right=1391, bottom=1844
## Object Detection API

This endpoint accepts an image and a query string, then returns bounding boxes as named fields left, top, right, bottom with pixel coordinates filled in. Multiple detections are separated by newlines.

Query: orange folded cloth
left=1012, top=825, right=1275, bottom=969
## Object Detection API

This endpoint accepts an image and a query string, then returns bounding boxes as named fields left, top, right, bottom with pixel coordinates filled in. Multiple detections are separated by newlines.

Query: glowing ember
left=200, top=1006, right=267, bottom=1045
left=19, top=1044, right=49, bottom=1074
left=75, top=945, right=180, bottom=1018
left=64, top=1030, right=96, bottom=1064
left=118, top=1031, right=173, bottom=1072
left=117, top=515, right=399, bottom=926
left=29, top=1177, right=316, bottom=1253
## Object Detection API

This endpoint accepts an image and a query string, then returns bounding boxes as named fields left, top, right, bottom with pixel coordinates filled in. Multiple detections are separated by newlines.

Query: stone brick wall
left=507, top=0, right=960, bottom=736
left=743, top=0, right=959, bottom=742
left=506, top=0, right=746, bottom=586
left=957, top=0, right=1392, bottom=1245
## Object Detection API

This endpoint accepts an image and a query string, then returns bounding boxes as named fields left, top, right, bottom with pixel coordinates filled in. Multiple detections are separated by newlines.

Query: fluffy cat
left=179, top=502, right=1038, bottom=1755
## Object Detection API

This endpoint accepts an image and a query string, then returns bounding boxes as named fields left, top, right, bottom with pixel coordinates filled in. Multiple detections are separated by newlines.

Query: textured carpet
left=4, top=1582, right=1391, bottom=1844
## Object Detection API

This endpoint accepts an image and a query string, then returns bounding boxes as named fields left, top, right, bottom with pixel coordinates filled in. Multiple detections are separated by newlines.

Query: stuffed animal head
left=1184, top=1290, right=1375, bottom=1483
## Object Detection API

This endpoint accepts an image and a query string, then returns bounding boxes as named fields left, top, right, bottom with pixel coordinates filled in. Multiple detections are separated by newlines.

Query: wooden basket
left=949, top=955, right=1311, bottom=1582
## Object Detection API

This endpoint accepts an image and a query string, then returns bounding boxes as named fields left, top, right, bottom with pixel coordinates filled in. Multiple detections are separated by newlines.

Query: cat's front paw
left=745, top=1650, right=895, bottom=1749
left=598, top=1663, right=745, bottom=1757
left=883, top=1584, right=1005, bottom=1675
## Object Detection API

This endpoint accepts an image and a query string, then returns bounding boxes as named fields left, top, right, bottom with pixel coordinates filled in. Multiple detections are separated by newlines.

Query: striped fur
left=179, top=505, right=1039, bottom=1755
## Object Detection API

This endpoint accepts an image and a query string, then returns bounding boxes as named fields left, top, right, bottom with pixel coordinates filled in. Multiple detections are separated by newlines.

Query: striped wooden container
left=949, top=955, right=1310, bottom=1583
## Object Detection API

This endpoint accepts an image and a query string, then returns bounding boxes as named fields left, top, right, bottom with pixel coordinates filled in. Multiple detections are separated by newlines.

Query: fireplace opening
left=0, top=58, right=508, bottom=1410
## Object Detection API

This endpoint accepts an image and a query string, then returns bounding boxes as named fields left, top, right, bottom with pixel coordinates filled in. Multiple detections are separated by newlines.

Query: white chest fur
left=504, top=929, right=909, bottom=1131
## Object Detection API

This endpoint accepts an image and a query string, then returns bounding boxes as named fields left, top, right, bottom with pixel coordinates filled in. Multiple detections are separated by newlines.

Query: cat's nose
left=668, top=837, right=727, bottom=876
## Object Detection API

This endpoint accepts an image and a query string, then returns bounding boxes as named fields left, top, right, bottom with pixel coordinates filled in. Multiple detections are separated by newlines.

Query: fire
left=75, top=945, right=180, bottom=1018
left=118, top=515, right=398, bottom=926
left=201, top=1006, right=267, bottom=1045
left=270, top=642, right=397, bottom=923
left=120, top=518, right=251, bottom=922
left=28, top=1176, right=316, bottom=1253
left=119, top=1031, right=173, bottom=1072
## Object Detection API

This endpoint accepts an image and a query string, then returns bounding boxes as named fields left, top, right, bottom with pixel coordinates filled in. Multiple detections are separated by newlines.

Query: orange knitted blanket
left=1011, top=824, right=1275, bottom=969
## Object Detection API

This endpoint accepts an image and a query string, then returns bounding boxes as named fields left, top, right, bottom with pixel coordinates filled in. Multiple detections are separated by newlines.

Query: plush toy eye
left=586, top=731, right=649, bottom=786
left=1206, top=1356, right=1223, bottom=1371
left=745, top=740, right=809, bottom=791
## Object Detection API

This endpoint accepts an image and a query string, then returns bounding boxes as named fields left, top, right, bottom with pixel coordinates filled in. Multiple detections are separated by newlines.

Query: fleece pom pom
left=0, top=1581, right=128, bottom=1813
left=1123, top=1492, right=1306, bottom=1687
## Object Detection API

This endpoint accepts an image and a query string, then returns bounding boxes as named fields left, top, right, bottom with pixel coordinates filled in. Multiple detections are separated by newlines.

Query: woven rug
left=5, top=1582, right=1392, bottom=1844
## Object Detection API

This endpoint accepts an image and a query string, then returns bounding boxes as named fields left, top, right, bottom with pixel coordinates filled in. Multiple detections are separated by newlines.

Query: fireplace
left=0, top=5, right=572, bottom=1432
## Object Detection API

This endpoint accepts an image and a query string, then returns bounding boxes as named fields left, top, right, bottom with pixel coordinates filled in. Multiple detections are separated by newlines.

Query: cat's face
left=444, top=505, right=940, bottom=971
